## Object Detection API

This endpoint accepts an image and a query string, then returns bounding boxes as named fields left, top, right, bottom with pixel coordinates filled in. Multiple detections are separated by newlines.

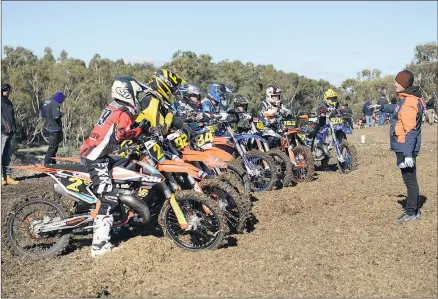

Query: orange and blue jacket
left=381, top=87, right=423, bottom=157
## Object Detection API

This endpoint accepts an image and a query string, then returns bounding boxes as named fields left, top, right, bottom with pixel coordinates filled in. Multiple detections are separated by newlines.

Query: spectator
left=1, top=84, right=19, bottom=185
left=362, top=99, right=374, bottom=127
left=371, top=70, right=423, bottom=223
left=425, top=96, right=435, bottom=125
left=342, top=103, right=354, bottom=129
left=41, top=92, right=65, bottom=165
left=377, top=92, right=389, bottom=126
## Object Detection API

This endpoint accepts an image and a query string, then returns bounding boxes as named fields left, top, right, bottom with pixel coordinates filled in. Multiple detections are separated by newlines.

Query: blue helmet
left=207, top=83, right=235, bottom=103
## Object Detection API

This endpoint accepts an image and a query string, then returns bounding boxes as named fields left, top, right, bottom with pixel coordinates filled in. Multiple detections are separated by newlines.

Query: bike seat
left=46, top=163, right=87, bottom=173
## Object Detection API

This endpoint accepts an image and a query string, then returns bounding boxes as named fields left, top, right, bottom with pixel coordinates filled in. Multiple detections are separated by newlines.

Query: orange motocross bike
left=6, top=144, right=228, bottom=258
left=119, top=130, right=252, bottom=234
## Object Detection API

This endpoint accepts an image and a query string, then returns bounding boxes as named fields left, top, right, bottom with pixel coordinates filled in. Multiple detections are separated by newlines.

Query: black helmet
left=2, top=84, right=12, bottom=92
left=233, top=95, right=249, bottom=110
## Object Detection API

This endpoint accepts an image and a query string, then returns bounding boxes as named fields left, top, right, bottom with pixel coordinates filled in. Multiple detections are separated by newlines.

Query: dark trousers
left=1, top=133, right=13, bottom=177
left=81, top=156, right=118, bottom=215
left=396, top=152, right=420, bottom=215
left=344, top=118, right=353, bottom=130
left=44, top=130, right=63, bottom=165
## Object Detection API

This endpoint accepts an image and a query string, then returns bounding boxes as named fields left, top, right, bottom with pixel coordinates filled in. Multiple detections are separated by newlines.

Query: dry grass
left=1, top=125, right=437, bottom=298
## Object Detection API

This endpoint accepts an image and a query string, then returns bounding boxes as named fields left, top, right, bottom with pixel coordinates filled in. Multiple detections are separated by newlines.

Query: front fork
left=226, top=126, right=256, bottom=176
left=328, top=122, right=344, bottom=163
left=161, top=173, right=211, bottom=230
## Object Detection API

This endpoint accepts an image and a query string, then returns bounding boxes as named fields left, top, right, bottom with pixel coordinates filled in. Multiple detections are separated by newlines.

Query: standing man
left=41, top=92, right=65, bottom=165
left=377, top=91, right=389, bottom=126
left=1, top=84, right=19, bottom=185
left=362, top=99, right=374, bottom=127
left=425, top=96, right=435, bottom=125
left=370, top=70, right=423, bottom=223
left=341, top=103, right=354, bottom=129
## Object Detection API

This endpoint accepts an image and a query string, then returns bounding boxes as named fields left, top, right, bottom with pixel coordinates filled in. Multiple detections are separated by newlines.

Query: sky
left=1, top=1, right=437, bottom=86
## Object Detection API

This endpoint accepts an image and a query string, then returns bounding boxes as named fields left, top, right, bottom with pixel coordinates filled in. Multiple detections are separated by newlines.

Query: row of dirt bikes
left=5, top=106, right=357, bottom=259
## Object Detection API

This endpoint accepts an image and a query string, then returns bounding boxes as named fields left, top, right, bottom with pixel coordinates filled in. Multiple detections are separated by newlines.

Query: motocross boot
left=91, top=214, right=115, bottom=258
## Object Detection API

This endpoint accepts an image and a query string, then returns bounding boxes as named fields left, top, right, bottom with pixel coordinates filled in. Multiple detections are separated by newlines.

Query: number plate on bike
left=283, top=120, right=296, bottom=127
left=145, top=140, right=165, bottom=163
left=330, top=117, right=343, bottom=124
left=168, top=131, right=190, bottom=151
left=194, top=128, right=214, bottom=148
left=255, top=121, right=265, bottom=130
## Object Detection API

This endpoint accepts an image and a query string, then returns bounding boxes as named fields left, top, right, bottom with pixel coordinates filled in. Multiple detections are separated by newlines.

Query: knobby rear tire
left=5, top=197, right=71, bottom=259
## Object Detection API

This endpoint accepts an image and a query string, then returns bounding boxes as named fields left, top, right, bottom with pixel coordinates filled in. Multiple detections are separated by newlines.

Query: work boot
left=1, top=177, right=6, bottom=186
left=91, top=214, right=115, bottom=258
left=5, top=175, right=19, bottom=185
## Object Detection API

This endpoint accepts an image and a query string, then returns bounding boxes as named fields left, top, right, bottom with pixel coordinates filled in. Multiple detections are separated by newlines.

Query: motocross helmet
left=179, top=83, right=204, bottom=108
left=150, top=69, right=186, bottom=105
left=233, top=95, right=249, bottom=112
left=266, top=85, right=282, bottom=106
left=111, top=76, right=149, bottom=112
left=207, top=83, right=235, bottom=105
left=323, top=88, right=338, bottom=107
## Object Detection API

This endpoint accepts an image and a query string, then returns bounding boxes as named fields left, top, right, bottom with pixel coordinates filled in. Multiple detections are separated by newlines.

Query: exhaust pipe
left=119, top=194, right=151, bottom=224
left=55, top=183, right=151, bottom=224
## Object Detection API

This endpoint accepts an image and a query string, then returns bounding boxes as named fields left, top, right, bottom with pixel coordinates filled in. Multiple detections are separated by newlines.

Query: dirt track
left=1, top=125, right=437, bottom=298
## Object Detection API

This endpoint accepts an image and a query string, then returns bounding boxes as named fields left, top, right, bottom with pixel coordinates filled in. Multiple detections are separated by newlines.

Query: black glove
left=149, top=125, right=164, bottom=136
left=138, top=120, right=150, bottom=133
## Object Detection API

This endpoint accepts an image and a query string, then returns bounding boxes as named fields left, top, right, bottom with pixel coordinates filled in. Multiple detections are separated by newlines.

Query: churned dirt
left=1, top=125, right=437, bottom=298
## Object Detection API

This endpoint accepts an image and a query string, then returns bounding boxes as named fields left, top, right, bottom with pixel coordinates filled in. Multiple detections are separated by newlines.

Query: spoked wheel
left=159, top=190, right=227, bottom=251
left=5, top=197, right=71, bottom=259
left=238, top=150, right=277, bottom=192
left=200, top=179, right=250, bottom=234
left=337, top=140, right=358, bottom=174
left=291, top=146, right=315, bottom=183
left=221, top=163, right=251, bottom=193
left=267, top=149, right=293, bottom=189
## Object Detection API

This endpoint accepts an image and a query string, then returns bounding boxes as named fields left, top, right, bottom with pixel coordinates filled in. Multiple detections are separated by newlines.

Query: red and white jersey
left=80, top=101, right=142, bottom=161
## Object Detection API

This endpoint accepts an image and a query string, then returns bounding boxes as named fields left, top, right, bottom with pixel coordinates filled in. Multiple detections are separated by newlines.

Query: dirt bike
left=6, top=144, right=228, bottom=258
left=223, top=112, right=293, bottom=189
left=301, top=108, right=358, bottom=173
left=119, top=131, right=251, bottom=234
left=210, top=115, right=278, bottom=192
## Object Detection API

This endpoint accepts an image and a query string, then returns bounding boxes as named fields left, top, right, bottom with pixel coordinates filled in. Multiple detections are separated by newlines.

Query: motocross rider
left=201, top=83, right=234, bottom=116
left=259, top=85, right=291, bottom=146
left=80, top=76, right=151, bottom=258
left=174, top=82, right=205, bottom=122
left=136, top=69, right=186, bottom=135
left=226, top=95, right=253, bottom=133
left=303, top=88, right=341, bottom=159
left=316, top=88, right=340, bottom=124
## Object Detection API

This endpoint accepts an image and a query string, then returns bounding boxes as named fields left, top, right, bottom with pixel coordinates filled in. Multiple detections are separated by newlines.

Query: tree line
left=1, top=42, right=436, bottom=151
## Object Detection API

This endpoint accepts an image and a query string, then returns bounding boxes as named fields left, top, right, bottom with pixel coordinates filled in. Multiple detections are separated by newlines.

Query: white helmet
left=111, top=76, right=149, bottom=112
left=266, top=85, right=283, bottom=106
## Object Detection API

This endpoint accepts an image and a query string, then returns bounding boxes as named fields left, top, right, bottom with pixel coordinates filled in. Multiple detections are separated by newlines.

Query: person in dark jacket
left=377, top=92, right=389, bottom=126
left=425, top=96, right=435, bottom=125
left=41, top=92, right=65, bottom=165
left=341, top=103, right=354, bottom=129
left=370, top=70, right=423, bottom=223
left=1, top=84, right=19, bottom=185
left=362, top=99, right=374, bottom=127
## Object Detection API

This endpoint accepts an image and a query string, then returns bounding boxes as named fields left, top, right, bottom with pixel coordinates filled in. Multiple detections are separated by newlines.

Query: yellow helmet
left=150, top=69, right=186, bottom=104
left=324, top=89, right=338, bottom=100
